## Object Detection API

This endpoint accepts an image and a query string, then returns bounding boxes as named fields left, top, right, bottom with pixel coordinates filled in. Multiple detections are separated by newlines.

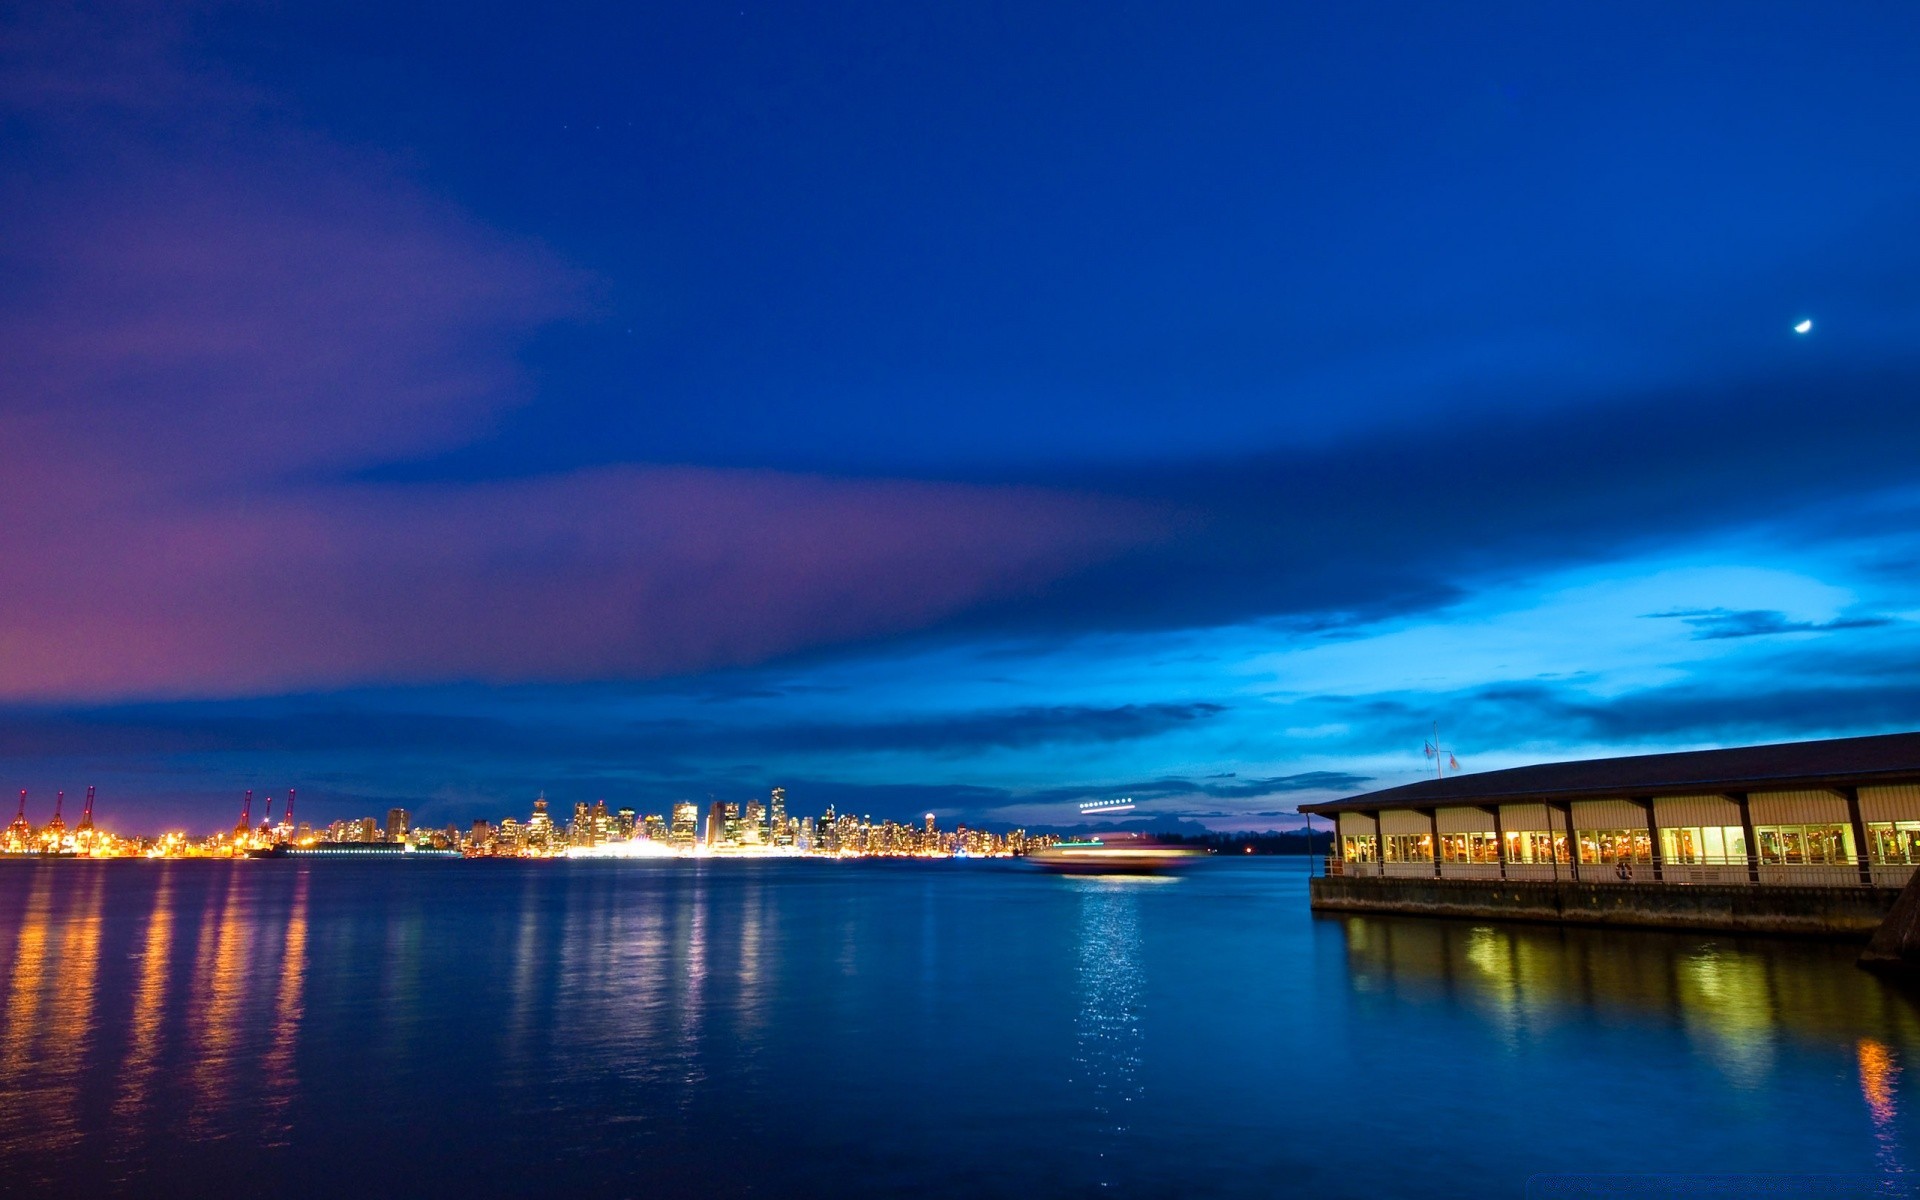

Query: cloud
left=952, top=360, right=1920, bottom=646
left=0, top=7, right=1168, bottom=701
left=0, top=698, right=1226, bottom=765
left=1009, top=771, right=1369, bottom=803
left=10, top=6, right=1920, bottom=713
left=1312, top=664, right=1920, bottom=757
left=1644, top=608, right=1896, bottom=640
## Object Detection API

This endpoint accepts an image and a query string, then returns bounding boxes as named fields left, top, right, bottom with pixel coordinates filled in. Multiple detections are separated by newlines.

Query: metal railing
left=1323, top=853, right=1911, bottom=889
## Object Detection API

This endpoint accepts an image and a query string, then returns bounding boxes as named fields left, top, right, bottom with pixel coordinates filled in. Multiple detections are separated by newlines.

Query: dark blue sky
left=4, top=2, right=1920, bottom=833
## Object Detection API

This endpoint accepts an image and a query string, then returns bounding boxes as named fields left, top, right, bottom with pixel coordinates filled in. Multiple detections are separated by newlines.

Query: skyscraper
left=387, top=807, right=410, bottom=843
left=770, top=786, right=789, bottom=846
left=527, top=795, right=554, bottom=852
left=670, top=801, right=698, bottom=845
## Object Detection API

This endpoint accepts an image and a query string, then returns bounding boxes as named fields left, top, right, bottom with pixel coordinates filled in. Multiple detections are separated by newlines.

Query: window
left=1342, top=834, right=1378, bottom=863
left=1868, top=822, right=1920, bottom=865
left=1504, top=831, right=1569, bottom=865
left=1437, top=832, right=1502, bottom=864
left=1660, top=826, right=1747, bottom=865
left=1384, top=833, right=1431, bottom=862
left=1577, top=829, right=1651, bottom=865
left=1755, top=824, right=1855, bottom=865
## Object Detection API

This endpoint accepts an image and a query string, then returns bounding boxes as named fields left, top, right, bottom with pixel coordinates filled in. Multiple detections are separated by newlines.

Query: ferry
left=1027, top=830, right=1209, bottom=875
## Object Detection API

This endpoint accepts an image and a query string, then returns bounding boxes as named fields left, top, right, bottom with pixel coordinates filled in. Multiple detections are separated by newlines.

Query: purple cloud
left=0, top=8, right=1167, bottom=700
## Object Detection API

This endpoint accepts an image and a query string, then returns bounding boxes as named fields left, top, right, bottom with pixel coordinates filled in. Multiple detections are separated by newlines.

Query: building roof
left=1297, top=731, right=1920, bottom=815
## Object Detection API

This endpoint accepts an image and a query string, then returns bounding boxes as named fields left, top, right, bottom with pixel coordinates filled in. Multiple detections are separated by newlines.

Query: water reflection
left=35, top=867, right=105, bottom=1155
left=1860, top=1039, right=1906, bottom=1176
left=1335, top=915, right=1920, bottom=1049
left=189, top=865, right=250, bottom=1135
left=261, top=870, right=309, bottom=1144
left=1071, top=877, right=1152, bottom=1185
left=113, top=868, right=174, bottom=1130
left=678, top=868, right=710, bottom=1100
left=1, top=868, right=56, bottom=1082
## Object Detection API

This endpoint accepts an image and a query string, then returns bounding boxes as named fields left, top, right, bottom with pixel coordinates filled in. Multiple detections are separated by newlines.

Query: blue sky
left=3, top=3, right=1919, bottom=832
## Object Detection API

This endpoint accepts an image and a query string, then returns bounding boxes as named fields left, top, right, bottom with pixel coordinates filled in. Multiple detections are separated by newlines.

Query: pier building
left=1301, top=732, right=1920, bottom=936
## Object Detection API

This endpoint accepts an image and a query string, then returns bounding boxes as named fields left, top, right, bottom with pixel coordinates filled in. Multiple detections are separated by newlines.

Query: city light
left=0, top=787, right=1050, bottom=862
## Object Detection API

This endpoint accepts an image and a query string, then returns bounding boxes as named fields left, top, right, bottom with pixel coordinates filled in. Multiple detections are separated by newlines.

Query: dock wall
left=1309, top=875, right=1902, bottom=938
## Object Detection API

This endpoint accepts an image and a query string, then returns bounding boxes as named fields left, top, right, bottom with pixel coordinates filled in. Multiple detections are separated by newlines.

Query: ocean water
left=1, top=857, right=1917, bottom=1198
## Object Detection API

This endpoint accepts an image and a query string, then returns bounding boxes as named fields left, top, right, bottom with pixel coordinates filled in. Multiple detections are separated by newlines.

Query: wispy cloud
left=1645, top=607, right=1895, bottom=640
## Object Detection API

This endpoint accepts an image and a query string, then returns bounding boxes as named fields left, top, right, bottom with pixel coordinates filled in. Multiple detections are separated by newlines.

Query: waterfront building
left=387, top=808, right=410, bottom=844
left=770, top=787, right=789, bottom=846
left=642, top=814, right=669, bottom=842
left=616, top=807, right=637, bottom=839
left=1303, top=732, right=1920, bottom=893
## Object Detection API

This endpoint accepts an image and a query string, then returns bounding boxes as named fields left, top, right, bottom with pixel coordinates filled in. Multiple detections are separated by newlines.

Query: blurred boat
left=1026, top=832, right=1208, bottom=875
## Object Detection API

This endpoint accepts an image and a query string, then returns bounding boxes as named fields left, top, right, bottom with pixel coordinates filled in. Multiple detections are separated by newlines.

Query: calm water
left=2, top=858, right=1917, bottom=1198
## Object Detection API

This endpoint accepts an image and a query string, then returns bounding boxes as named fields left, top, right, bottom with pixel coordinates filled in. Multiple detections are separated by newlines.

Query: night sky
left=5, top=3, right=1920, bottom=834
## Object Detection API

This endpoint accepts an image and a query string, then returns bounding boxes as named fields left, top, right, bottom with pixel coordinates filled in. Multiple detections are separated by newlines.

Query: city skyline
left=6, top=5, right=1920, bottom=834
left=2, top=782, right=1050, bottom=860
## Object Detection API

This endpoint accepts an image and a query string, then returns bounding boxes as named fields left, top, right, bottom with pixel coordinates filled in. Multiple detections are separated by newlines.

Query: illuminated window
left=1383, top=834, right=1431, bottom=862
left=1576, top=829, right=1652, bottom=865
left=1342, top=834, right=1378, bottom=863
left=1659, top=826, right=1747, bottom=864
left=1867, top=822, right=1920, bottom=865
left=1503, top=831, right=1568, bottom=864
left=1755, top=824, right=1855, bottom=865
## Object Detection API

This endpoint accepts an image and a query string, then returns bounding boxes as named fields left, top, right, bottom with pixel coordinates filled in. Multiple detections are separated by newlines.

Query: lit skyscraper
left=670, top=801, right=698, bottom=845
left=387, top=807, right=410, bottom=843
left=527, top=795, right=554, bottom=851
